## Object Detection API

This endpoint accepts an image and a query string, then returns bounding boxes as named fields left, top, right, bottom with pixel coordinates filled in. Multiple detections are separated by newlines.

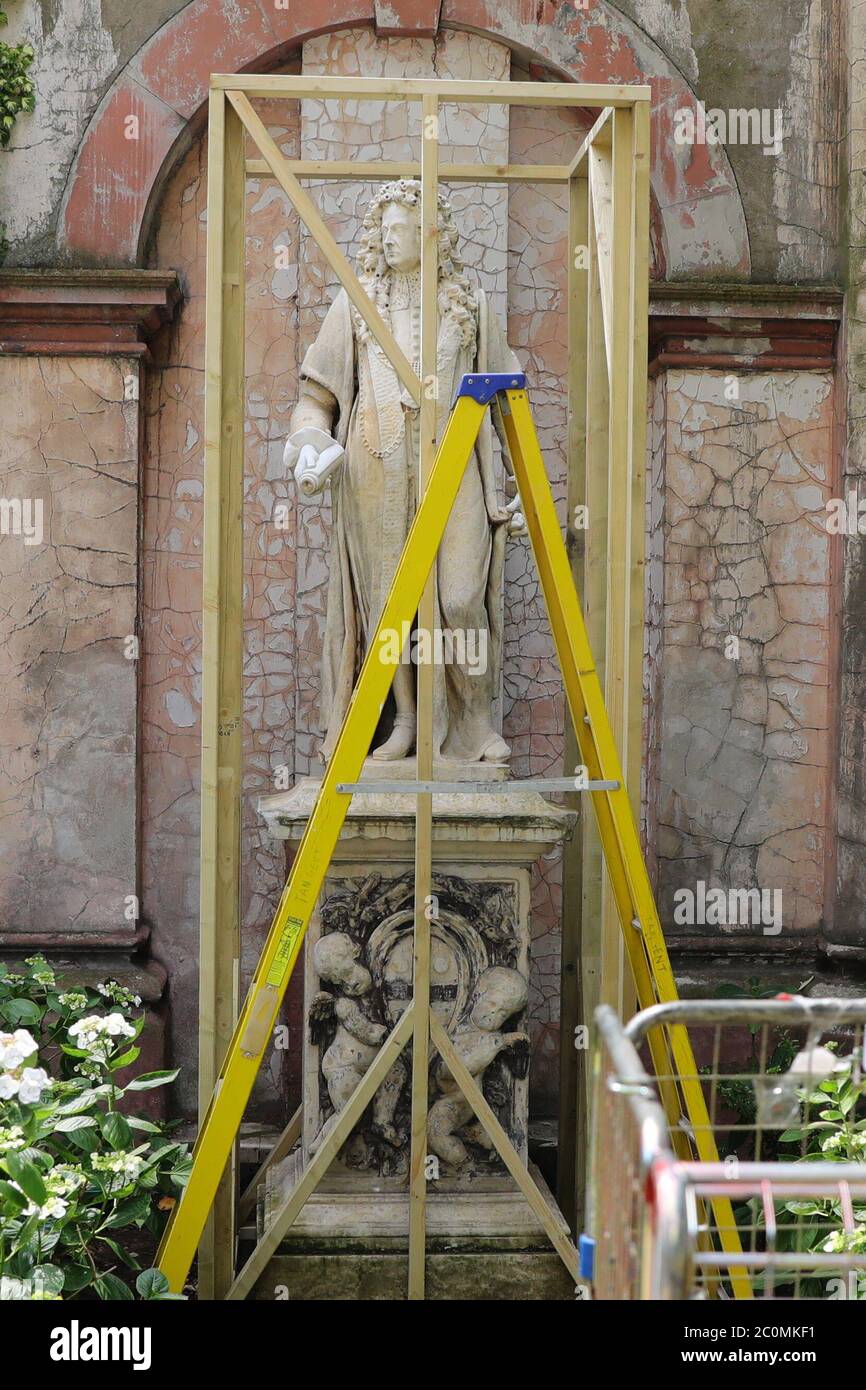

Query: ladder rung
left=335, top=777, right=620, bottom=795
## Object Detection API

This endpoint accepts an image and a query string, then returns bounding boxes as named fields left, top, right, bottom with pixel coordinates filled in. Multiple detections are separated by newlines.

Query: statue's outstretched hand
left=505, top=494, right=527, bottom=537
left=284, top=426, right=344, bottom=497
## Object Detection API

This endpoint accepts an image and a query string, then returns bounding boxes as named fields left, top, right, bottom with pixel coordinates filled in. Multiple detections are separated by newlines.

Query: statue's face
left=381, top=202, right=421, bottom=272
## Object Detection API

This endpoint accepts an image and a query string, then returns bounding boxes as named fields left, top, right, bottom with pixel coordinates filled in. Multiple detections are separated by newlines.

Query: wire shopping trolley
left=585, top=996, right=866, bottom=1299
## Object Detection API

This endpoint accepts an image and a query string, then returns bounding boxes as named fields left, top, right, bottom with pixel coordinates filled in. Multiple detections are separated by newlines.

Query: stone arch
left=58, top=0, right=750, bottom=276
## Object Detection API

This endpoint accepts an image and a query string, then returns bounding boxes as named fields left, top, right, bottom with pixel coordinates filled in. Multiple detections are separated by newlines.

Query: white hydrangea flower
left=58, top=991, right=87, bottom=1011
left=0, top=1029, right=38, bottom=1069
left=47, top=1166, right=85, bottom=1196
left=0, top=1063, right=50, bottom=1104
left=68, top=1013, right=136, bottom=1054
left=0, top=1125, right=25, bottom=1154
left=17, top=1067, right=50, bottom=1104
left=91, top=1149, right=145, bottom=1191
left=103, top=1013, right=136, bottom=1039
left=23, top=1195, right=68, bottom=1220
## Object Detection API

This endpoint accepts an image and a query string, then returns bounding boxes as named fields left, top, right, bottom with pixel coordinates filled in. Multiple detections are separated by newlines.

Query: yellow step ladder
left=157, top=373, right=747, bottom=1298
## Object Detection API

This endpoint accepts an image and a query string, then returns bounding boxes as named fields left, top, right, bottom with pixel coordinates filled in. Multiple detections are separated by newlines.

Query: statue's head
left=381, top=201, right=421, bottom=273
left=314, top=931, right=372, bottom=997
left=354, top=178, right=477, bottom=351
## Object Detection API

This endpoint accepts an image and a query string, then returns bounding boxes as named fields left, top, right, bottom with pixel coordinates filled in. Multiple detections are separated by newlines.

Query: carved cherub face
left=469, top=967, right=528, bottom=1031
left=314, top=932, right=372, bottom=997
left=381, top=202, right=421, bottom=273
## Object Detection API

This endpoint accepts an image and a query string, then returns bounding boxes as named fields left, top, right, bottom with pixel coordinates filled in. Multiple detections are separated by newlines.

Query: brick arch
left=59, top=0, right=749, bottom=276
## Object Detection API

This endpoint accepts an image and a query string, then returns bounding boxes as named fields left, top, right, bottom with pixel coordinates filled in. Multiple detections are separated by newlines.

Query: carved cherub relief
left=427, top=965, right=529, bottom=1169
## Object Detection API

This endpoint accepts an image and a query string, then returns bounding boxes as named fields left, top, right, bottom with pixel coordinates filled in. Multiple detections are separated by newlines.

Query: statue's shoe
left=371, top=713, right=416, bottom=761
left=479, top=731, right=511, bottom=763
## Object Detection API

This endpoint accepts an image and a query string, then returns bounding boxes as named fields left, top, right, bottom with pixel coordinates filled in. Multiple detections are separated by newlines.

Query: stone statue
left=308, top=931, right=406, bottom=1154
left=284, top=178, right=524, bottom=764
left=427, top=965, right=528, bottom=1169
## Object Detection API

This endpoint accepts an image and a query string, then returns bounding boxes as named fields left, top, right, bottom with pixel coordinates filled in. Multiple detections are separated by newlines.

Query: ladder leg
left=157, top=397, right=487, bottom=1293
left=500, top=388, right=751, bottom=1297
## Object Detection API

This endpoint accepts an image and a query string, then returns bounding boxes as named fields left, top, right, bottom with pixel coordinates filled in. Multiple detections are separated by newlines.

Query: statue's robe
left=296, top=284, right=521, bottom=761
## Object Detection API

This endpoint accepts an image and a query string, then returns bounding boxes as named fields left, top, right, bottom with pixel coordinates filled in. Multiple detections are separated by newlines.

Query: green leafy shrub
left=0, top=8, right=35, bottom=148
left=769, top=1052, right=866, bottom=1297
left=0, top=956, right=188, bottom=1301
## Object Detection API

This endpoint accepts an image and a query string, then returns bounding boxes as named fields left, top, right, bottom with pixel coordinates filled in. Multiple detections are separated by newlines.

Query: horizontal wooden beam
left=245, top=158, right=582, bottom=183
left=212, top=74, right=652, bottom=107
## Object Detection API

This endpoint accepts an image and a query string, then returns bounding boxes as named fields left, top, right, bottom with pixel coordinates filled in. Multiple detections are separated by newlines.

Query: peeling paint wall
left=655, top=369, right=836, bottom=943
left=0, top=355, right=139, bottom=938
left=0, top=0, right=844, bottom=281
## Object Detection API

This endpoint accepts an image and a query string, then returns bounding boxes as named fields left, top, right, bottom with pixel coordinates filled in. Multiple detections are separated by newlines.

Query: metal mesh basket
left=590, top=997, right=866, bottom=1299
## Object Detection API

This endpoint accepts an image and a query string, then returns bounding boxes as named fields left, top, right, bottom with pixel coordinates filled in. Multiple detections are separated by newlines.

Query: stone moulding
left=0, top=269, right=182, bottom=356
left=649, top=282, right=842, bottom=374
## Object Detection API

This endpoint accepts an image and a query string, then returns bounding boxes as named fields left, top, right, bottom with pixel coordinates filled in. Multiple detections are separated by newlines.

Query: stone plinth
left=257, top=761, right=575, bottom=1243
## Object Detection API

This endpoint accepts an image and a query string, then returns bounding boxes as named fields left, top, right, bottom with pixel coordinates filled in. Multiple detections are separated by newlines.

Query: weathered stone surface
left=252, top=1249, right=575, bottom=1299
left=0, top=356, right=138, bottom=939
left=656, top=370, right=834, bottom=941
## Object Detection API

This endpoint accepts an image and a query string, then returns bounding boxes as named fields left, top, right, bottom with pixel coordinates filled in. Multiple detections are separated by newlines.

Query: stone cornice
left=649, top=281, right=842, bottom=373
left=0, top=269, right=182, bottom=357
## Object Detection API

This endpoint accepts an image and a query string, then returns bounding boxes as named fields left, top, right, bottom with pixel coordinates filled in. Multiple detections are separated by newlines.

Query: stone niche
left=257, top=762, right=575, bottom=1287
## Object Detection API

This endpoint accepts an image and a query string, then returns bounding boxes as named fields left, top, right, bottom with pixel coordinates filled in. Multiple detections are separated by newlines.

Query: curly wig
left=352, top=178, right=477, bottom=351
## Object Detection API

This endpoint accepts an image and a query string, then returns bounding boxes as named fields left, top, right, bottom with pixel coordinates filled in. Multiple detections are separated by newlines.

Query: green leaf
left=101, top=1111, right=132, bottom=1150
left=0, top=996, right=41, bottom=1026
left=98, top=1235, right=141, bottom=1270
left=109, top=1046, right=140, bottom=1072
left=101, top=1192, right=151, bottom=1229
left=4, top=1152, right=46, bottom=1206
left=30, top=1264, right=65, bottom=1296
left=0, top=1177, right=26, bottom=1210
left=66, top=1126, right=101, bottom=1154
left=127, top=1117, right=162, bottom=1134
left=60, top=1263, right=93, bottom=1293
left=53, top=1114, right=97, bottom=1133
left=136, top=1268, right=170, bottom=1299
left=94, top=1271, right=134, bottom=1301
left=124, top=1068, right=179, bottom=1091
left=55, top=1088, right=103, bottom=1115
left=169, top=1154, right=193, bottom=1188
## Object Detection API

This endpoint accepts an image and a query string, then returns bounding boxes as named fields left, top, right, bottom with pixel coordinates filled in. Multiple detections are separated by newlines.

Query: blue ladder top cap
left=455, top=371, right=526, bottom=405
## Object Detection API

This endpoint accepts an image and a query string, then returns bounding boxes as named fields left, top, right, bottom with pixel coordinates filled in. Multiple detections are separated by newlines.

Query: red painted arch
left=59, top=0, right=749, bottom=276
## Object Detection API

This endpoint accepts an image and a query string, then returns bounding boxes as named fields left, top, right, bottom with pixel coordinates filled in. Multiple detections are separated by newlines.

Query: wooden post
left=580, top=177, right=610, bottom=1114
left=197, top=89, right=245, bottom=1298
left=408, top=93, right=439, bottom=1301
left=600, top=108, right=635, bottom=1015
left=628, top=99, right=651, bottom=989
left=558, top=170, right=589, bottom=1233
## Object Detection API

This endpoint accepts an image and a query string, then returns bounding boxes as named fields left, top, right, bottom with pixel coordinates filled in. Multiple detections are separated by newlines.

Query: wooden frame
left=197, top=72, right=651, bottom=1297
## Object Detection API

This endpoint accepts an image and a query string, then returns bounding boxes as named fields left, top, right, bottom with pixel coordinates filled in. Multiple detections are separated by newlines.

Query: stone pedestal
left=257, top=760, right=575, bottom=1291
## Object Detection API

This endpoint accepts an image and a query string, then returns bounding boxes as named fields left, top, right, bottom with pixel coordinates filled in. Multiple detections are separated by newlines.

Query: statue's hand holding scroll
left=505, top=494, right=527, bottom=537
left=284, top=425, right=344, bottom=498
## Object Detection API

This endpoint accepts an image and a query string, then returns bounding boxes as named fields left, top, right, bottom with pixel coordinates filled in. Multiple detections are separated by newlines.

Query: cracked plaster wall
left=0, top=1, right=842, bottom=281
left=655, top=368, right=836, bottom=944
left=0, top=355, right=139, bottom=938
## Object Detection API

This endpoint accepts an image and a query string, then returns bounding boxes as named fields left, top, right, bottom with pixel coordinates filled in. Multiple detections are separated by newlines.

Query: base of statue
left=257, top=758, right=575, bottom=1258
left=248, top=1150, right=574, bottom=1299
